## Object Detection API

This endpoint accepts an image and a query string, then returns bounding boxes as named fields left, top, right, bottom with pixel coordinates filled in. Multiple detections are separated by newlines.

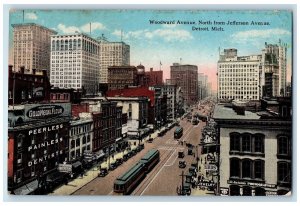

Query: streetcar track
left=130, top=146, right=176, bottom=196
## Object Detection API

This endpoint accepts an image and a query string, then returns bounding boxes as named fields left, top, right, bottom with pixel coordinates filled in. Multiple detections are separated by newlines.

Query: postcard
left=7, top=9, right=292, bottom=197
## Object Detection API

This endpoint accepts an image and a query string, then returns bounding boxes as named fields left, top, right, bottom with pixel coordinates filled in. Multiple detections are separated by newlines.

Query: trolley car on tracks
left=113, top=149, right=160, bottom=195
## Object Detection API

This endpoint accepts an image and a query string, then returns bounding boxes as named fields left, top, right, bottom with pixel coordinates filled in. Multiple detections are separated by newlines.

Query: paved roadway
left=73, top=117, right=205, bottom=196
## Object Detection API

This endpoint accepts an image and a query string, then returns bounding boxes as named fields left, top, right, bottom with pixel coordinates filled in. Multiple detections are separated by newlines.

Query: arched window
left=230, top=158, right=240, bottom=178
left=277, top=161, right=291, bottom=183
left=254, top=159, right=265, bottom=180
left=242, top=133, right=251, bottom=152
left=242, top=159, right=252, bottom=179
left=278, top=135, right=289, bottom=156
left=254, top=133, right=265, bottom=153
left=230, top=132, right=240, bottom=151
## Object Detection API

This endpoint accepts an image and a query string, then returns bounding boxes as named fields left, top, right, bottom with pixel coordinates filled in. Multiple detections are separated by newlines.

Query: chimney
left=150, top=68, right=153, bottom=72
left=20, top=66, right=25, bottom=74
left=42, top=69, right=47, bottom=76
left=32, top=68, right=36, bottom=75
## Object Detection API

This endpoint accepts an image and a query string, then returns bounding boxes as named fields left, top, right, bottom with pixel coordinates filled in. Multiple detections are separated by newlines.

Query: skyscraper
left=12, top=23, right=57, bottom=73
left=217, top=49, right=261, bottom=101
left=50, top=33, right=100, bottom=95
left=99, top=40, right=130, bottom=84
left=170, top=63, right=198, bottom=106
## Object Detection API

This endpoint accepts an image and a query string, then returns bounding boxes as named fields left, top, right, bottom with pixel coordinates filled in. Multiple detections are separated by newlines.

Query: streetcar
left=113, top=149, right=160, bottom=195
left=174, top=126, right=183, bottom=139
left=139, top=149, right=160, bottom=173
left=113, top=162, right=146, bottom=195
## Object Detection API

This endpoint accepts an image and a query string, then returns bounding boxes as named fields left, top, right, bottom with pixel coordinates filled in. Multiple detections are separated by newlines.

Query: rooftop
left=213, top=104, right=260, bottom=120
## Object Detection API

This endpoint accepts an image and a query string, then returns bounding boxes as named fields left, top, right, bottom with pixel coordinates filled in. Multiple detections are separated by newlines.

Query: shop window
left=242, top=186, right=252, bottom=196
left=229, top=185, right=240, bottom=196
left=255, top=187, right=266, bottom=196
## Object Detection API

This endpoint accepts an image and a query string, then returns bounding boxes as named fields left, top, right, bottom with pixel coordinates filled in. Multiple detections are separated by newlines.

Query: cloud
left=231, top=28, right=291, bottom=41
left=112, top=28, right=193, bottom=42
left=57, top=22, right=106, bottom=34
left=81, top=22, right=106, bottom=33
left=25, top=13, right=37, bottom=20
left=57, top=24, right=80, bottom=34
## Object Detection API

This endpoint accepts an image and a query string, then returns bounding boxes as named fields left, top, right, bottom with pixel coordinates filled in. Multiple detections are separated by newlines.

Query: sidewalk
left=51, top=129, right=160, bottom=195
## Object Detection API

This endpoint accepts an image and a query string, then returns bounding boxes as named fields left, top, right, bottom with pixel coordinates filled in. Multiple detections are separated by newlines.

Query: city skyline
left=9, top=10, right=292, bottom=92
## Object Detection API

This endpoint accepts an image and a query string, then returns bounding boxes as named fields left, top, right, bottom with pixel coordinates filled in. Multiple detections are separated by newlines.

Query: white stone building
left=50, top=33, right=100, bottom=95
left=217, top=49, right=262, bottom=101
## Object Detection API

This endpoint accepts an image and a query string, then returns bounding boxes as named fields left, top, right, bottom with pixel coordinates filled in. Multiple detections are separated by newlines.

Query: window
left=71, top=140, right=75, bottom=148
left=278, top=161, right=291, bottom=183
left=17, top=134, right=24, bottom=148
left=242, top=134, right=251, bottom=152
left=278, top=135, right=290, bottom=156
left=230, top=158, right=240, bottom=178
left=242, top=159, right=252, bottom=179
left=230, top=132, right=240, bottom=151
left=254, top=134, right=264, bottom=153
left=254, top=160, right=265, bottom=180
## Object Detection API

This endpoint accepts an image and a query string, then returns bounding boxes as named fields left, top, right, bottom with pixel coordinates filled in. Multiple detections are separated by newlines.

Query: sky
left=8, top=9, right=293, bottom=92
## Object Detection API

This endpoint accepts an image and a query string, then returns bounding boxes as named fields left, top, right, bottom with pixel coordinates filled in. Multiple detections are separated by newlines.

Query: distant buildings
left=218, top=41, right=288, bottom=102
left=107, top=66, right=137, bottom=90
left=170, top=63, right=198, bottom=106
left=12, top=23, right=57, bottom=74
left=99, top=40, right=130, bottom=84
left=50, top=33, right=100, bottom=95
left=198, top=73, right=208, bottom=100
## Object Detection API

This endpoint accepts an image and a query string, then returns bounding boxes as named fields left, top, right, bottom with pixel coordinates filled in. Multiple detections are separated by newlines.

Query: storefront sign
left=220, top=187, right=229, bottom=196
left=198, top=180, right=215, bottom=187
left=28, top=137, right=63, bottom=152
left=58, top=164, right=72, bottom=173
left=24, top=103, right=71, bottom=120
left=266, top=191, right=278, bottom=196
left=27, top=150, right=63, bottom=167
left=227, top=180, right=277, bottom=189
left=205, top=164, right=218, bottom=171
left=28, top=124, right=63, bottom=135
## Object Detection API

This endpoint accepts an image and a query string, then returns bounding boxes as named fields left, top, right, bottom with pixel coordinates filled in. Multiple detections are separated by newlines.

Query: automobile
left=109, top=162, right=117, bottom=170
left=123, top=153, right=129, bottom=161
left=188, top=148, right=193, bottom=155
left=179, top=160, right=186, bottom=168
left=127, top=150, right=134, bottom=157
left=147, top=138, right=154, bottom=143
left=115, top=158, right=123, bottom=166
left=178, top=151, right=185, bottom=158
left=98, top=168, right=108, bottom=177
left=137, top=144, right=144, bottom=151
left=182, top=183, right=191, bottom=195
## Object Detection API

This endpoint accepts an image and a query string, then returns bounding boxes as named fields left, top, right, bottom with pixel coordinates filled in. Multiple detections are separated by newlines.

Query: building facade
left=69, top=113, right=93, bottom=161
left=217, top=49, right=262, bottom=101
left=12, top=23, right=57, bottom=74
left=50, top=33, right=100, bottom=95
left=213, top=99, right=291, bottom=196
left=8, top=103, right=71, bottom=194
left=145, top=68, right=163, bottom=87
left=8, top=65, right=51, bottom=105
left=99, top=41, right=130, bottom=84
left=261, top=41, right=287, bottom=97
left=107, top=66, right=137, bottom=90
left=170, top=63, right=198, bottom=106
left=198, top=73, right=208, bottom=100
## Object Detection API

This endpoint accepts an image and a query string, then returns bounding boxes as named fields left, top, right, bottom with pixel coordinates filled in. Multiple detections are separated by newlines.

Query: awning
left=95, top=150, right=105, bottom=159
left=14, top=179, right=39, bottom=195
left=46, top=172, right=68, bottom=182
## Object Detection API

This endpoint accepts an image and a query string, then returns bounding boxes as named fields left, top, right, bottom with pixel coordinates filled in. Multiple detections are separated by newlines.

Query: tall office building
left=50, top=33, right=100, bottom=95
left=12, top=23, right=57, bottom=74
left=170, top=63, right=198, bottom=106
left=217, top=49, right=262, bottom=101
left=261, top=41, right=287, bottom=97
left=99, top=40, right=130, bottom=84
left=198, top=73, right=208, bottom=100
